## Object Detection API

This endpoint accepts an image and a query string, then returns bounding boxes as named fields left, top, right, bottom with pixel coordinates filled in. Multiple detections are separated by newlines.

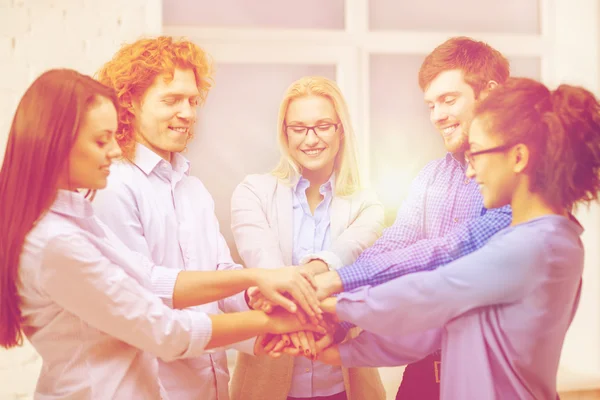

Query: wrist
left=323, top=270, right=343, bottom=296
left=250, top=310, right=271, bottom=334
left=245, top=268, right=262, bottom=286
left=302, top=259, right=329, bottom=275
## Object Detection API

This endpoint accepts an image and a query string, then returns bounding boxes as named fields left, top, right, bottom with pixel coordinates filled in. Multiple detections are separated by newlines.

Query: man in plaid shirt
left=315, top=37, right=513, bottom=399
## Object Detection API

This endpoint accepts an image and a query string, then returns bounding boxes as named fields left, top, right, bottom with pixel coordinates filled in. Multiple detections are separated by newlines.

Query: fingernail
left=304, top=349, right=310, bottom=356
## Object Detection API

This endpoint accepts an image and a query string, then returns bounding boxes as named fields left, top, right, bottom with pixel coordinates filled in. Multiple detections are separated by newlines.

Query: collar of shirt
left=446, top=152, right=468, bottom=172
left=292, top=173, right=336, bottom=198
left=132, top=143, right=191, bottom=178
left=50, top=189, right=95, bottom=219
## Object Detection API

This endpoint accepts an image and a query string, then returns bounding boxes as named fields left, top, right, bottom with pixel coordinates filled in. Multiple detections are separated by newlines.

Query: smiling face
left=66, top=96, right=122, bottom=190
left=424, top=69, right=479, bottom=155
left=132, top=68, right=200, bottom=161
left=465, top=116, right=520, bottom=209
left=285, top=95, right=342, bottom=182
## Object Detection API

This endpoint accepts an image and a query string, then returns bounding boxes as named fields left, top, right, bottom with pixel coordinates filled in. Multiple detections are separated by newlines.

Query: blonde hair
left=271, top=76, right=361, bottom=196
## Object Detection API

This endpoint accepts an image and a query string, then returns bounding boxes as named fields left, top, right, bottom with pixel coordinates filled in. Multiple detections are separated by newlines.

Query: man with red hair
left=310, top=37, right=514, bottom=399
left=93, top=36, right=319, bottom=400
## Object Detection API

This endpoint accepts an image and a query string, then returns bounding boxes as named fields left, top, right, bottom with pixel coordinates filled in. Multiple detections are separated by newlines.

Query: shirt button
left=305, top=368, right=310, bottom=372
left=453, top=217, right=459, bottom=223
left=464, top=178, right=470, bottom=184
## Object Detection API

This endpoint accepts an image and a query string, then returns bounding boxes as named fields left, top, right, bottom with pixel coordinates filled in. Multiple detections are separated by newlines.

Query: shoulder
left=99, top=159, right=142, bottom=200
left=233, top=173, right=284, bottom=198
left=24, top=215, right=92, bottom=265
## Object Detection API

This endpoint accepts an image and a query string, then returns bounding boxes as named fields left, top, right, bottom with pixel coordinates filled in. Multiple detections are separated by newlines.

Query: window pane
left=369, top=54, right=541, bottom=223
left=187, top=63, right=336, bottom=262
left=369, top=0, right=540, bottom=34
left=163, top=0, right=345, bottom=30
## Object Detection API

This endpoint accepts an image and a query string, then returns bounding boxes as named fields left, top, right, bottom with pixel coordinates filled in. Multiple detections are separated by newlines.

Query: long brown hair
left=0, top=69, right=118, bottom=348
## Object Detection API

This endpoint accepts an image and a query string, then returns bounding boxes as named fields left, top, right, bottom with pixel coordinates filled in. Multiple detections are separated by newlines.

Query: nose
left=303, top=128, right=320, bottom=146
left=108, top=136, right=122, bottom=159
left=465, top=160, right=476, bottom=179
left=431, top=104, right=448, bottom=124
left=177, top=101, right=197, bottom=121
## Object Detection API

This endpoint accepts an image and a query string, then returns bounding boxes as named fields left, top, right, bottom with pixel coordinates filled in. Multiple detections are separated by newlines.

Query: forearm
left=173, top=269, right=259, bottom=309
left=340, top=329, right=442, bottom=368
left=206, top=310, right=270, bottom=349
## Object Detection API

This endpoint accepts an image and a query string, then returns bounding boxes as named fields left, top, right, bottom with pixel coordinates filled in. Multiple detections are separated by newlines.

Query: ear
left=512, top=143, right=529, bottom=174
left=479, top=80, right=499, bottom=100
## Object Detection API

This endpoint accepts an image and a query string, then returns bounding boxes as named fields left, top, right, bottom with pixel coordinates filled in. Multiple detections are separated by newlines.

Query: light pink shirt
left=18, top=190, right=213, bottom=400
left=93, top=144, right=251, bottom=400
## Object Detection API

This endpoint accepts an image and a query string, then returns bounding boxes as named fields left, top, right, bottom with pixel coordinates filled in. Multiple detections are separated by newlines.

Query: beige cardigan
left=229, top=173, right=387, bottom=400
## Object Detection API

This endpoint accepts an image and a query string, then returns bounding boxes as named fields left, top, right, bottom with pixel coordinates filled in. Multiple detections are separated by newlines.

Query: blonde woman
left=229, top=76, right=386, bottom=400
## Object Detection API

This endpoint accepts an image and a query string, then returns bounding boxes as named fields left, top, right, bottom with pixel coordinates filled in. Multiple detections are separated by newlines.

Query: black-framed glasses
left=285, top=122, right=340, bottom=138
left=465, top=143, right=516, bottom=166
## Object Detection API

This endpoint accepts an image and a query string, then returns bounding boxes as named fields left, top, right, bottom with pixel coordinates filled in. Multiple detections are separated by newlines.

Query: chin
left=92, top=179, right=108, bottom=190
left=444, top=136, right=468, bottom=154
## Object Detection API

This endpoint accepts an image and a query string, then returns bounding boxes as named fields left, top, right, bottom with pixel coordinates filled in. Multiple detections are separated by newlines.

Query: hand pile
left=247, top=266, right=342, bottom=364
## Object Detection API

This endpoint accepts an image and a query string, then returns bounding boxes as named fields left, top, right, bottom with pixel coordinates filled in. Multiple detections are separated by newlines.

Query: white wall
left=0, top=1, right=162, bottom=398
left=1, top=0, right=599, bottom=398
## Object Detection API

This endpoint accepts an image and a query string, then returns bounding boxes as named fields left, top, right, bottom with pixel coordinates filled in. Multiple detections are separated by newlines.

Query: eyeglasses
left=285, top=122, right=340, bottom=138
left=465, top=143, right=515, bottom=166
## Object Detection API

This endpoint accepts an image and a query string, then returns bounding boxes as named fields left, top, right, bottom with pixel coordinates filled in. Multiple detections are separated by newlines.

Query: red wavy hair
left=96, top=36, right=213, bottom=159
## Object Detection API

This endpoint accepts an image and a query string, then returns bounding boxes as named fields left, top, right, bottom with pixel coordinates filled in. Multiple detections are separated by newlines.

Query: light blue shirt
left=288, top=174, right=345, bottom=397
left=337, top=215, right=583, bottom=400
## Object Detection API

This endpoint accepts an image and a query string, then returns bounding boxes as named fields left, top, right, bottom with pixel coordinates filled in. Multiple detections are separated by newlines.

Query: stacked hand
left=253, top=294, right=342, bottom=365
left=251, top=265, right=323, bottom=322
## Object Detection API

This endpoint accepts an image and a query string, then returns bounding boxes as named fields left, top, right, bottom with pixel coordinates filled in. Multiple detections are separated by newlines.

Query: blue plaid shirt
left=338, top=153, right=512, bottom=291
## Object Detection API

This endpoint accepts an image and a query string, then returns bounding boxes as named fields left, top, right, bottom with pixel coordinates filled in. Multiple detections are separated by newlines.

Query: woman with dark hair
left=312, top=77, right=600, bottom=400
left=0, top=69, right=323, bottom=399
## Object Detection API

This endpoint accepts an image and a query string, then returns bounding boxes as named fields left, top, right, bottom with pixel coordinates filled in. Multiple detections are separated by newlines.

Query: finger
left=270, top=338, right=288, bottom=354
left=251, top=297, right=264, bottom=310
left=297, top=331, right=310, bottom=357
left=261, top=301, right=273, bottom=313
left=286, top=284, right=316, bottom=319
left=263, top=335, right=283, bottom=354
left=265, top=291, right=298, bottom=313
left=289, top=332, right=301, bottom=350
left=295, top=309, right=308, bottom=325
left=295, top=276, right=323, bottom=318
left=282, top=346, right=302, bottom=356
left=306, top=331, right=317, bottom=358
left=315, top=333, right=334, bottom=353
left=297, top=307, right=318, bottom=325
left=299, top=269, right=318, bottom=289
left=254, top=334, right=270, bottom=355
left=302, top=323, right=328, bottom=335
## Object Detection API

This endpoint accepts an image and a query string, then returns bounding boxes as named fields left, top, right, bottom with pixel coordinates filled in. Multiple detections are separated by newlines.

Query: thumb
left=264, top=291, right=297, bottom=313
